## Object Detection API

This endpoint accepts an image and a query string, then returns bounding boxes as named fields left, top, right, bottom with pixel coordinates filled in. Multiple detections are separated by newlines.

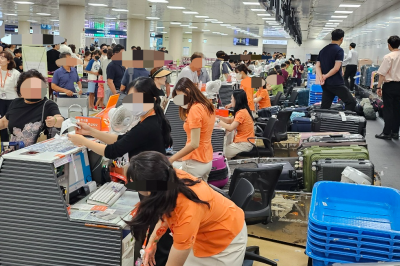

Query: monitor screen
left=233, top=38, right=247, bottom=46
left=248, top=38, right=259, bottom=46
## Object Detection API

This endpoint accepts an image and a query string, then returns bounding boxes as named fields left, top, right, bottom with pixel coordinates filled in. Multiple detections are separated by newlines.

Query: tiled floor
left=247, top=237, right=309, bottom=266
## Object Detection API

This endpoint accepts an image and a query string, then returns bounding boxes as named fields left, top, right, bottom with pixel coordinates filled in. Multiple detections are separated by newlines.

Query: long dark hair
left=232, top=90, right=253, bottom=119
left=127, top=77, right=173, bottom=148
left=235, top=64, right=252, bottom=75
left=172, top=77, right=215, bottom=121
left=126, top=151, right=210, bottom=241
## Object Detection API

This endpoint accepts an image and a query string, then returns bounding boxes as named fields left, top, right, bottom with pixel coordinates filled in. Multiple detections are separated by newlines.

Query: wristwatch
left=216, top=119, right=221, bottom=124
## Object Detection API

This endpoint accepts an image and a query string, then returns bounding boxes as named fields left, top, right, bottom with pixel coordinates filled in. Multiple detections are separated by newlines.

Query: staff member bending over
left=225, top=64, right=255, bottom=113
left=68, top=77, right=173, bottom=266
left=127, top=151, right=247, bottom=266
left=217, top=90, right=255, bottom=160
left=169, top=77, right=215, bottom=181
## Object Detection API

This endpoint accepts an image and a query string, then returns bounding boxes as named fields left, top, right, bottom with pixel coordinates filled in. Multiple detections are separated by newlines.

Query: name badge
left=1, top=93, right=6, bottom=100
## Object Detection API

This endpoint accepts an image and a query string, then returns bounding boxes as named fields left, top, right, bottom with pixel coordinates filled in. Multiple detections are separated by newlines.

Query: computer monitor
left=68, top=150, right=92, bottom=204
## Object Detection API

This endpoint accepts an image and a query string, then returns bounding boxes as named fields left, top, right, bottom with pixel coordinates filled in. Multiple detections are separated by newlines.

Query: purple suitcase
left=208, top=152, right=229, bottom=188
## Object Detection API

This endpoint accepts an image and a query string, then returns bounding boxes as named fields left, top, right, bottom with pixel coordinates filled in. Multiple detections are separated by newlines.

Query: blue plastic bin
left=310, top=182, right=400, bottom=233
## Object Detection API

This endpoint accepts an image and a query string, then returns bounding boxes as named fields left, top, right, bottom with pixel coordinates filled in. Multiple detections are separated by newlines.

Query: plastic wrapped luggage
left=311, top=112, right=367, bottom=137
left=363, top=102, right=377, bottom=120
left=309, top=102, right=344, bottom=111
left=291, top=117, right=312, bottom=132
left=299, top=145, right=369, bottom=192
left=258, top=161, right=300, bottom=191
left=299, top=132, right=350, bottom=145
left=305, top=134, right=365, bottom=143
left=314, top=159, right=374, bottom=183
left=257, top=106, right=280, bottom=118
left=208, top=152, right=229, bottom=188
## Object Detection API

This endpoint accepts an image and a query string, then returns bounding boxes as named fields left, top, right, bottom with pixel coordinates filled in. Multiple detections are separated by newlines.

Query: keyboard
left=87, top=182, right=127, bottom=206
left=26, top=138, right=77, bottom=153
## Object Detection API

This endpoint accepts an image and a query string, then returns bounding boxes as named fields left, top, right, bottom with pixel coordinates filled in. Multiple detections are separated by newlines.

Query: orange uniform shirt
left=234, top=109, right=255, bottom=143
left=183, top=103, right=215, bottom=163
left=255, top=89, right=271, bottom=109
left=165, top=169, right=245, bottom=257
left=240, top=76, right=255, bottom=111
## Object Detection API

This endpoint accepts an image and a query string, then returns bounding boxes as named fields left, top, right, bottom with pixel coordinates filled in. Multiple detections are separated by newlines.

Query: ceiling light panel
left=148, top=0, right=169, bottom=2
left=331, top=16, right=348, bottom=18
left=88, top=3, right=107, bottom=6
left=112, top=9, right=128, bottom=12
left=147, top=17, right=160, bottom=20
left=251, top=9, right=265, bottom=11
left=167, top=6, right=185, bottom=9
left=243, top=2, right=260, bottom=5
left=257, top=14, right=271, bottom=16
left=195, top=16, right=209, bottom=18
left=335, top=11, right=353, bottom=14
left=170, top=22, right=181, bottom=24
left=14, top=1, right=34, bottom=4
left=183, top=11, right=199, bottom=14
left=339, top=4, right=361, bottom=7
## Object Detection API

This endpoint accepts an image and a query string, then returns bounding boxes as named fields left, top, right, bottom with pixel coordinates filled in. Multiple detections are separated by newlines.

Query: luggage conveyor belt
left=366, top=117, right=400, bottom=190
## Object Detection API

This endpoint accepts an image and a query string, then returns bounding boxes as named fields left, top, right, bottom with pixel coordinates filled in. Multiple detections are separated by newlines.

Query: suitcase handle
left=329, top=134, right=343, bottom=138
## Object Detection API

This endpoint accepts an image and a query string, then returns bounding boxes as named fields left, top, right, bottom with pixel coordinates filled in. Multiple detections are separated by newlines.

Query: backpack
left=116, top=68, right=135, bottom=108
left=219, top=61, right=227, bottom=82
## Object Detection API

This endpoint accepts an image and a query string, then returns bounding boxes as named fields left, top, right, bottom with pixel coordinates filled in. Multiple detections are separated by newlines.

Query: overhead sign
left=41, top=24, right=52, bottom=30
left=150, top=32, right=156, bottom=37
left=262, top=39, right=288, bottom=45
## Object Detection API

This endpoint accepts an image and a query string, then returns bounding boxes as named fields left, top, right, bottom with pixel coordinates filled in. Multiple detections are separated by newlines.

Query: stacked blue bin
left=307, top=182, right=400, bottom=266
left=307, top=74, right=316, bottom=89
left=309, top=84, right=338, bottom=106
left=355, top=71, right=361, bottom=85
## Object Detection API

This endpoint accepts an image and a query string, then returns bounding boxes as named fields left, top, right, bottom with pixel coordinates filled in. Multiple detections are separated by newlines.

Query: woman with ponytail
left=68, top=77, right=172, bottom=159
left=127, top=151, right=246, bottom=266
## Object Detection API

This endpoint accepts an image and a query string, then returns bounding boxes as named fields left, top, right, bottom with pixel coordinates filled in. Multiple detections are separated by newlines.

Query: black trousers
left=296, top=77, right=302, bottom=86
left=0, top=99, right=13, bottom=142
left=344, top=65, right=357, bottom=91
left=321, top=84, right=356, bottom=111
left=382, top=82, right=400, bottom=135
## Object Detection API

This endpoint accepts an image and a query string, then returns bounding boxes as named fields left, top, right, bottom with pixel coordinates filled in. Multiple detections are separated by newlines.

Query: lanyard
left=135, top=227, right=150, bottom=266
left=0, top=70, right=9, bottom=89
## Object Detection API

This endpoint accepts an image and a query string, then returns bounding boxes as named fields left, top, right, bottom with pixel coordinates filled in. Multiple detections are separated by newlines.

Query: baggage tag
left=339, top=112, right=347, bottom=122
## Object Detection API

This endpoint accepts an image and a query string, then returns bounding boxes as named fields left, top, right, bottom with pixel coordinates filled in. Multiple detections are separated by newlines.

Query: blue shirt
left=52, top=66, right=80, bottom=97
left=121, top=68, right=150, bottom=87
left=317, top=44, right=345, bottom=86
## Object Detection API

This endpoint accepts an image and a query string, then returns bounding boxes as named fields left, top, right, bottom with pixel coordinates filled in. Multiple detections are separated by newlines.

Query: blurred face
left=0, top=53, right=9, bottom=67
left=56, top=55, right=82, bottom=67
left=155, top=76, right=167, bottom=86
left=20, top=77, right=47, bottom=99
left=191, top=57, right=203, bottom=71
left=230, top=95, right=236, bottom=107
left=15, top=53, right=21, bottom=58
left=10, top=45, right=16, bottom=51
left=0, top=46, right=3, bottom=53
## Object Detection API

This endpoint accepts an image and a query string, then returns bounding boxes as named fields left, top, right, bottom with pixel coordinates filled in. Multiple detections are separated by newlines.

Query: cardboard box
left=273, top=133, right=301, bottom=157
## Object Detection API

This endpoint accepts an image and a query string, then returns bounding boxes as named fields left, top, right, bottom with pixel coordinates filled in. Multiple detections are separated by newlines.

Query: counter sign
left=75, top=116, right=102, bottom=131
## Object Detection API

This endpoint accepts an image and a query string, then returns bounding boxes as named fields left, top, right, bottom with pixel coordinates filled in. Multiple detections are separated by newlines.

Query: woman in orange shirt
left=217, top=90, right=255, bottom=160
left=169, top=77, right=215, bottom=181
left=226, top=64, right=255, bottom=113
left=253, top=84, right=271, bottom=109
left=127, top=151, right=246, bottom=266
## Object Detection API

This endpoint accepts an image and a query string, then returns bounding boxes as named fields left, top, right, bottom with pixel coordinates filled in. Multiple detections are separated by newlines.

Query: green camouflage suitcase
left=299, top=145, right=369, bottom=192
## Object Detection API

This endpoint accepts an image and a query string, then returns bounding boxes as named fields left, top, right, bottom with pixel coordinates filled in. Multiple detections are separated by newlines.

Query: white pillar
left=169, top=27, right=183, bottom=62
left=127, top=18, right=145, bottom=50
left=144, top=21, right=151, bottom=49
left=192, top=32, right=204, bottom=55
left=59, top=5, right=85, bottom=49
left=0, top=23, right=5, bottom=39
left=18, top=21, right=30, bottom=34
left=31, top=25, right=41, bottom=34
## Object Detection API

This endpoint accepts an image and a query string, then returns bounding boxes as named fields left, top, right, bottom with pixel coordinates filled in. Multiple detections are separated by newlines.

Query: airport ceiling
left=0, top=0, right=398, bottom=40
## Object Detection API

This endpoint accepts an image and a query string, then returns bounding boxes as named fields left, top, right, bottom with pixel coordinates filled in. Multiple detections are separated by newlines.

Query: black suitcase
left=311, top=112, right=367, bottom=137
left=258, top=161, right=301, bottom=191
left=313, top=159, right=374, bottom=183
left=308, top=103, right=344, bottom=111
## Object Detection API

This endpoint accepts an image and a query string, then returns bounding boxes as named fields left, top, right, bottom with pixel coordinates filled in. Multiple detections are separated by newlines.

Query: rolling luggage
left=258, top=161, right=300, bottom=191
left=208, top=152, right=229, bottom=188
left=291, top=117, right=312, bottom=132
left=305, top=134, right=365, bottom=143
left=299, top=132, right=350, bottom=145
left=308, top=102, right=344, bottom=111
left=311, top=112, right=367, bottom=137
left=360, top=64, right=379, bottom=87
left=273, top=133, right=300, bottom=157
left=299, top=145, right=369, bottom=192
left=297, top=89, right=310, bottom=106
left=257, top=106, right=280, bottom=118
left=313, top=159, right=374, bottom=184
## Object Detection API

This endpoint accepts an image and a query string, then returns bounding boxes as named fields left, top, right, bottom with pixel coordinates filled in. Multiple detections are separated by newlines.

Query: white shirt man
left=59, top=41, right=78, bottom=59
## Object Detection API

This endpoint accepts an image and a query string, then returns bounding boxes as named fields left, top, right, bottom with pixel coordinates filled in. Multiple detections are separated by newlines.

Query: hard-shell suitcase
left=257, top=106, right=280, bottom=118
left=208, top=152, right=229, bottom=188
left=299, top=145, right=369, bottom=192
left=314, top=159, right=374, bottom=184
left=258, top=161, right=300, bottom=191
left=299, top=132, right=350, bottom=145
left=297, top=89, right=310, bottom=106
left=291, top=117, right=312, bottom=132
left=273, top=133, right=300, bottom=157
left=305, top=134, right=365, bottom=143
left=309, top=102, right=344, bottom=111
left=311, top=112, right=367, bottom=137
